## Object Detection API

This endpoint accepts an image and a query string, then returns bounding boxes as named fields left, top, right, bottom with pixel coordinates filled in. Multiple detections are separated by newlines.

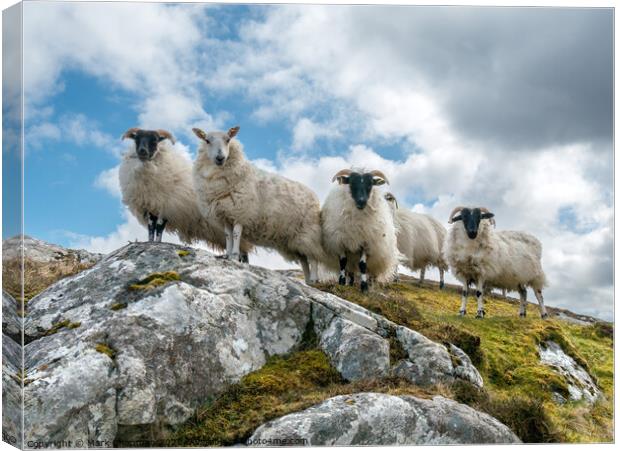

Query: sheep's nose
left=137, top=148, right=149, bottom=159
left=467, top=230, right=478, bottom=239
left=215, top=155, right=225, bottom=166
left=355, top=200, right=367, bottom=210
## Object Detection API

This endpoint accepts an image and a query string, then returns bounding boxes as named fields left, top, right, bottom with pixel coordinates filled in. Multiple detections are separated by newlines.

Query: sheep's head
left=384, top=192, right=398, bottom=209
left=122, top=128, right=175, bottom=162
left=192, top=126, right=239, bottom=167
left=332, top=169, right=389, bottom=210
left=448, top=206, right=495, bottom=240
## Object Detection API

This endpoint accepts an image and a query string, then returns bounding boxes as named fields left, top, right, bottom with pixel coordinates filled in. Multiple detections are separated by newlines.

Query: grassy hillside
left=175, top=279, right=613, bottom=445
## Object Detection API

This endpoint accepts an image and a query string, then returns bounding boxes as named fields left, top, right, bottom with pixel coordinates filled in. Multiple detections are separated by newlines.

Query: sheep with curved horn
left=444, top=206, right=548, bottom=319
left=118, top=127, right=253, bottom=258
left=321, top=168, right=401, bottom=292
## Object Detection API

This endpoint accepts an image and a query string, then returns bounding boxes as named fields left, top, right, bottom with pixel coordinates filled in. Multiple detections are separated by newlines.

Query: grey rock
left=2, top=291, right=21, bottom=342
left=2, top=235, right=102, bottom=265
left=23, top=242, right=484, bottom=444
left=248, top=393, right=521, bottom=445
left=2, top=333, right=22, bottom=449
left=391, top=327, right=483, bottom=388
left=538, top=340, right=601, bottom=403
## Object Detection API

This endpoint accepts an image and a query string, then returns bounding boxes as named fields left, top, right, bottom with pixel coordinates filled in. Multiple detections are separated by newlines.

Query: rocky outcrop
left=538, top=341, right=601, bottom=403
left=22, top=242, right=484, bottom=445
left=2, top=292, right=22, bottom=449
left=2, top=235, right=102, bottom=265
left=248, top=393, right=520, bottom=445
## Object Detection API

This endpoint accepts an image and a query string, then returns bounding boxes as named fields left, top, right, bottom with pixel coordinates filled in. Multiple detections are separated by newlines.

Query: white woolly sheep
left=119, top=128, right=252, bottom=258
left=321, top=169, right=401, bottom=292
left=191, top=126, right=327, bottom=284
left=444, top=206, right=548, bottom=319
left=384, top=193, right=448, bottom=289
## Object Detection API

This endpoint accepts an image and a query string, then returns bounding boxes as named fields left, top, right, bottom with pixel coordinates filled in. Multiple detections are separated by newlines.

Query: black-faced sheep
left=119, top=128, right=252, bottom=258
left=444, top=206, right=548, bottom=319
left=321, top=169, right=400, bottom=292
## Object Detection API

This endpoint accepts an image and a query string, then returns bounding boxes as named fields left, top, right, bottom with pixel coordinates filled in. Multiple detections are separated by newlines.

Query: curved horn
left=369, top=170, right=389, bottom=185
left=156, top=129, right=176, bottom=144
left=331, top=169, right=352, bottom=183
left=121, top=127, right=140, bottom=140
left=448, top=206, right=465, bottom=223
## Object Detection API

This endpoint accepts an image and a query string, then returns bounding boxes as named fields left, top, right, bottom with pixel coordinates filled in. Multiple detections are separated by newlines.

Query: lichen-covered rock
left=23, top=242, right=484, bottom=444
left=2, top=291, right=21, bottom=343
left=391, top=327, right=483, bottom=388
left=248, top=393, right=521, bottom=445
left=538, top=341, right=601, bottom=403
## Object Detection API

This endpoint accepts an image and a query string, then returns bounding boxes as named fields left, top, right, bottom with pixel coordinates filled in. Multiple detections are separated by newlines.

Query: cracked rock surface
left=22, top=242, right=484, bottom=444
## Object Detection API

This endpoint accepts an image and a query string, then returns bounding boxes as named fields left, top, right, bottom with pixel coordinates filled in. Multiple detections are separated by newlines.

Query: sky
left=3, top=1, right=613, bottom=319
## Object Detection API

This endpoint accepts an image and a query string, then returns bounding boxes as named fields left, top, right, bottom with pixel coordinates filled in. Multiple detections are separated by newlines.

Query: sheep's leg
left=518, top=285, right=527, bottom=317
left=223, top=223, right=233, bottom=259
left=231, top=223, right=243, bottom=262
left=338, top=255, right=347, bottom=285
left=309, top=260, right=319, bottom=283
left=147, top=213, right=157, bottom=242
left=299, top=256, right=312, bottom=284
left=439, top=268, right=445, bottom=289
left=534, top=288, right=549, bottom=319
left=459, top=284, right=468, bottom=316
left=155, top=217, right=167, bottom=243
left=347, top=272, right=355, bottom=286
left=502, top=288, right=507, bottom=298
left=419, top=268, right=425, bottom=286
left=359, top=250, right=368, bottom=293
left=475, top=279, right=485, bottom=318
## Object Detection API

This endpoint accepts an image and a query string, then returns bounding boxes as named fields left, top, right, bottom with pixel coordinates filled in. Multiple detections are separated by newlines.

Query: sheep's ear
left=335, top=175, right=350, bottom=185
left=481, top=212, right=495, bottom=220
left=449, top=215, right=462, bottom=224
left=156, top=129, right=175, bottom=144
left=121, top=128, right=140, bottom=140
left=228, top=126, right=240, bottom=138
left=192, top=128, right=208, bottom=142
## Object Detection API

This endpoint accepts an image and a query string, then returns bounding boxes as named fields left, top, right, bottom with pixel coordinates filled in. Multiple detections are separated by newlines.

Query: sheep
left=119, top=127, right=252, bottom=258
left=384, top=193, right=448, bottom=289
left=444, top=206, right=548, bottom=319
left=191, top=126, right=327, bottom=284
left=321, top=169, right=400, bottom=292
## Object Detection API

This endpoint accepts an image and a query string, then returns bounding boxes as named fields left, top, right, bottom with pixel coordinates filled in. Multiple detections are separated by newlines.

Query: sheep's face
left=122, top=128, right=175, bottom=162
left=450, top=207, right=495, bottom=240
left=336, top=172, right=386, bottom=210
left=192, top=126, right=239, bottom=167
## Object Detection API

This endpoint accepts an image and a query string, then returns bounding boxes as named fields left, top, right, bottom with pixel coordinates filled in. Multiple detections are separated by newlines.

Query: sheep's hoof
left=338, top=276, right=346, bottom=286
left=231, top=253, right=241, bottom=262
left=360, top=282, right=369, bottom=293
left=519, top=311, right=527, bottom=318
left=475, top=309, right=485, bottom=319
left=541, top=312, right=549, bottom=320
left=215, top=254, right=229, bottom=260
left=439, top=281, right=445, bottom=290
left=458, top=309, right=466, bottom=317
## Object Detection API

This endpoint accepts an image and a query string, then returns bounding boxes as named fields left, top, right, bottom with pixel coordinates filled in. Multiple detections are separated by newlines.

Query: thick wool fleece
left=444, top=219, right=547, bottom=291
left=119, top=142, right=252, bottom=253
left=193, top=139, right=327, bottom=264
left=321, top=184, right=401, bottom=283
left=392, top=209, right=448, bottom=274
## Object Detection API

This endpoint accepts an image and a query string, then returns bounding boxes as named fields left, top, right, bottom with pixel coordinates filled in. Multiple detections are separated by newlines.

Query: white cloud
left=94, top=166, right=121, bottom=198
left=292, top=118, right=341, bottom=151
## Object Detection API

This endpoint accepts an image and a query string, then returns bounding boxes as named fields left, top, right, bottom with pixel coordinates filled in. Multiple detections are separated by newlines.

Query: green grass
left=171, top=349, right=450, bottom=447
left=319, top=282, right=614, bottom=443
